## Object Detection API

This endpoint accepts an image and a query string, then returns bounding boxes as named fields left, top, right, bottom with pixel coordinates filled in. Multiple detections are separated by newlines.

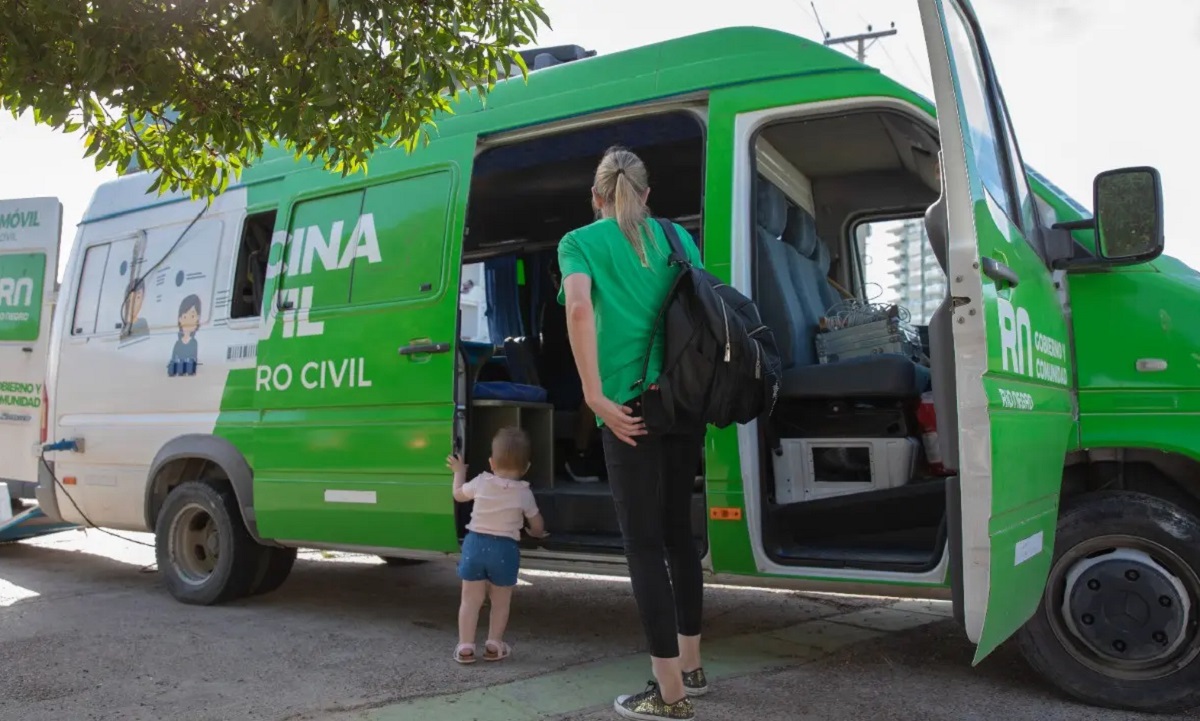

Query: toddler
left=448, top=426, right=547, bottom=663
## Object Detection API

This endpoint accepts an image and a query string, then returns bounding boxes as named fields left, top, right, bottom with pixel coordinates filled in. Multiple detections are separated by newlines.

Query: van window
left=71, top=244, right=110, bottom=336
left=351, top=171, right=454, bottom=306
left=94, top=236, right=139, bottom=335
left=854, top=217, right=945, bottom=326
left=942, top=2, right=1020, bottom=230
left=231, top=211, right=277, bottom=319
left=282, top=190, right=363, bottom=309
left=460, top=262, right=490, bottom=343
left=117, top=220, right=221, bottom=336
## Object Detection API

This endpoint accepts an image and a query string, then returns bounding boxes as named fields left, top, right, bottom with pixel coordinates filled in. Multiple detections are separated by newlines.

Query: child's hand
left=446, top=453, right=467, bottom=476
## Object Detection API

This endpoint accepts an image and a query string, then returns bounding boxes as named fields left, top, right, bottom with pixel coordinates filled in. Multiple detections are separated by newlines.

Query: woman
left=558, top=146, right=706, bottom=720
left=173, top=294, right=202, bottom=363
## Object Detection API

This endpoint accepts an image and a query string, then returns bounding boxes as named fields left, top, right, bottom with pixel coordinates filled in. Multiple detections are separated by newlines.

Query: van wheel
left=1017, top=491, right=1200, bottom=713
left=248, top=546, right=297, bottom=596
left=155, top=481, right=258, bottom=605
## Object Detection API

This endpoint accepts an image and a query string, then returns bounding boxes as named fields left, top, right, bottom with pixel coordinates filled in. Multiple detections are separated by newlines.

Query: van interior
left=454, top=110, right=708, bottom=556
left=454, top=104, right=951, bottom=572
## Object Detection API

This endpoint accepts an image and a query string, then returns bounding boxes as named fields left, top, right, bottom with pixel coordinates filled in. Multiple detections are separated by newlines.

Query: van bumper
left=4, top=478, right=36, bottom=500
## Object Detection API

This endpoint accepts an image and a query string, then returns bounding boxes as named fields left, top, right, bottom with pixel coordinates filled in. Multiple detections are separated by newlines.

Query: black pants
left=602, top=428, right=704, bottom=658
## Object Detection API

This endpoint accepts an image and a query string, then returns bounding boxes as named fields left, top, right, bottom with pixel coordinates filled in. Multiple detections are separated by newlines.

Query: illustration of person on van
left=171, top=294, right=201, bottom=365
left=122, top=278, right=150, bottom=339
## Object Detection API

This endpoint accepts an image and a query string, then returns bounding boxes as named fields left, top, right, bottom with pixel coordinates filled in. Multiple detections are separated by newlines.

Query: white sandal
left=454, top=643, right=477, bottom=664
left=484, top=640, right=511, bottom=661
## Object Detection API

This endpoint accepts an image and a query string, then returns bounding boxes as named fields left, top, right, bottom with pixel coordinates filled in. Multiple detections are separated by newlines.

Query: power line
left=811, top=2, right=897, bottom=64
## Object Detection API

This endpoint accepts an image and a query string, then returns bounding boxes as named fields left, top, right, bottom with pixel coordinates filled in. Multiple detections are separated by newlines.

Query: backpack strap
left=654, top=217, right=691, bottom=267
left=631, top=219, right=691, bottom=394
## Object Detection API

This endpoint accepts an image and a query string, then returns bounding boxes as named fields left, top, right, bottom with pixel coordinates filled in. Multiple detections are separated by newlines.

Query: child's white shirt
left=461, top=472, right=539, bottom=541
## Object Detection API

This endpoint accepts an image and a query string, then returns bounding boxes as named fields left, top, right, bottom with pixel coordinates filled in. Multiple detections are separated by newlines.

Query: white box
left=773, top=437, right=918, bottom=504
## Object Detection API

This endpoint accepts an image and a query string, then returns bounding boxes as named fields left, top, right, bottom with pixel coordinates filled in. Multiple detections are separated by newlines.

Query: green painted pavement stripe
left=362, top=605, right=940, bottom=721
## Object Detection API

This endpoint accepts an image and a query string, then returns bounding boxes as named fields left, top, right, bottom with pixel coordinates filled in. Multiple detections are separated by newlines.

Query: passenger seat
left=755, top=179, right=929, bottom=401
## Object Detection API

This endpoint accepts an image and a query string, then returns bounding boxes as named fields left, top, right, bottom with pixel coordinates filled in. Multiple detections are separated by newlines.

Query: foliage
left=0, top=0, right=548, bottom=198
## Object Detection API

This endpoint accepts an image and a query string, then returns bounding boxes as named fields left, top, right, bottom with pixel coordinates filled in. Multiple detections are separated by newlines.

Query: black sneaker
left=614, top=681, right=695, bottom=720
left=682, top=668, right=708, bottom=697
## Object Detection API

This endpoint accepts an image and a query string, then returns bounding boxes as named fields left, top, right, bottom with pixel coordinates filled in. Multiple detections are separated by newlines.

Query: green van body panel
left=1071, top=256, right=1200, bottom=454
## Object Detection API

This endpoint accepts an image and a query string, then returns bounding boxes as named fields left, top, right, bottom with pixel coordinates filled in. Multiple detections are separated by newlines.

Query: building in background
left=856, top=217, right=945, bottom=326
left=885, top=219, right=944, bottom=324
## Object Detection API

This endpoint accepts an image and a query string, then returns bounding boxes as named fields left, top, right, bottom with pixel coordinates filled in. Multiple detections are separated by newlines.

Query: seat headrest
left=785, top=205, right=821, bottom=259
left=755, top=181, right=788, bottom=239
left=532, top=53, right=560, bottom=70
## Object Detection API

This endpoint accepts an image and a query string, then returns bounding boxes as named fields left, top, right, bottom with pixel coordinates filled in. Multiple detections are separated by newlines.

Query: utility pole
left=810, top=3, right=897, bottom=64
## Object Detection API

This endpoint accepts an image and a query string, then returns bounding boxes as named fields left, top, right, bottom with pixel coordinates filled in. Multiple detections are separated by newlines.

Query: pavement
left=2, top=528, right=1198, bottom=721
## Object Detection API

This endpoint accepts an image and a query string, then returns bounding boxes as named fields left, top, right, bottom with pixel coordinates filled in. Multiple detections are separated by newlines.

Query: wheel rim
left=169, top=502, right=220, bottom=586
left=1048, top=534, right=1200, bottom=680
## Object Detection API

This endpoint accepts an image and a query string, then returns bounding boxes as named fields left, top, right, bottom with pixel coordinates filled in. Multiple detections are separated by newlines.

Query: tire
left=380, top=555, right=426, bottom=567
left=154, top=481, right=259, bottom=605
left=1017, top=490, right=1200, bottom=713
left=248, top=545, right=297, bottom=597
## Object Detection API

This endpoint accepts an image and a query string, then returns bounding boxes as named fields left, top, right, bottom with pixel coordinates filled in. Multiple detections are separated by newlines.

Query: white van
left=0, top=197, right=61, bottom=509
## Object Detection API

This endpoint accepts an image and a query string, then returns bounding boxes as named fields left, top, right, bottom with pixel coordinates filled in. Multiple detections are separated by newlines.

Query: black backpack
left=633, top=218, right=782, bottom=432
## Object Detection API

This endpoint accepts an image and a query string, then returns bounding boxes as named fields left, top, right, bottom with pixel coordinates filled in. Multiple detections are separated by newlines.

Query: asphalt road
left=2, top=529, right=1197, bottom=721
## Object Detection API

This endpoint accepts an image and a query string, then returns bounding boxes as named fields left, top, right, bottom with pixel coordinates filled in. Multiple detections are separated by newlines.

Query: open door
left=250, top=136, right=473, bottom=553
left=0, top=197, right=62, bottom=494
left=918, top=0, right=1076, bottom=661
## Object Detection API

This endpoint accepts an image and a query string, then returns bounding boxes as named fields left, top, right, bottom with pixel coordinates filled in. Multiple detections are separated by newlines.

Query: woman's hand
left=588, top=395, right=646, bottom=446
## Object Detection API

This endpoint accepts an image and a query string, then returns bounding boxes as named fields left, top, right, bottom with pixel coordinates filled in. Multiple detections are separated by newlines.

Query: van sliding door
left=251, top=136, right=475, bottom=553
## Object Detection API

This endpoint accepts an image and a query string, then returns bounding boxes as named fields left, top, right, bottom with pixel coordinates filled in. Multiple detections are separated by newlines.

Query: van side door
left=918, top=0, right=1076, bottom=661
left=249, top=136, right=474, bottom=553
left=0, top=197, right=62, bottom=491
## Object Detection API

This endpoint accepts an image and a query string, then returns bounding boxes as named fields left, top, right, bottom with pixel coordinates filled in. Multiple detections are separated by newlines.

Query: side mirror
left=1093, top=166, right=1165, bottom=263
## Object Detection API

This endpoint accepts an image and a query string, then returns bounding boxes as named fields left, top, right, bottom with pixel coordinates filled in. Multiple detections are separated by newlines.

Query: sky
left=2, top=0, right=1197, bottom=277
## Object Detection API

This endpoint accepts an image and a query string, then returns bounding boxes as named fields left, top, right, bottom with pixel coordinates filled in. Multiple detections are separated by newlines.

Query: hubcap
left=1050, top=537, right=1200, bottom=680
left=170, top=503, right=220, bottom=586
left=1062, top=549, right=1188, bottom=662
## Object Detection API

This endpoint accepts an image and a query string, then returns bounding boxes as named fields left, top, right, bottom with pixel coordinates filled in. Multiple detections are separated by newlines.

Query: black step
left=533, top=532, right=707, bottom=557
left=533, top=481, right=708, bottom=541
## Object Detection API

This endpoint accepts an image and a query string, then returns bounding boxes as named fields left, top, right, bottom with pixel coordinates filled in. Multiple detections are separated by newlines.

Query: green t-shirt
left=556, top=217, right=703, bottom=410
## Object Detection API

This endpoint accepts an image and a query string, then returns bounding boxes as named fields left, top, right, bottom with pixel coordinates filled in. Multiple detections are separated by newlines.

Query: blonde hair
left=491, top=427, right=531, bottom=473
left=594, top=146, right=651, bottom=265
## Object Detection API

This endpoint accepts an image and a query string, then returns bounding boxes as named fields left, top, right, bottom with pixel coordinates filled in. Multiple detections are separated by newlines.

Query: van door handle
left=981, top=258, right=1020, bottom=288
left=398, top=342, right=451, bottom=356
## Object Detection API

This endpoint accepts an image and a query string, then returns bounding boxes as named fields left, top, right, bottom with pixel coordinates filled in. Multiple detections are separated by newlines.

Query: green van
left=8, top=0, right=1194, bottom=712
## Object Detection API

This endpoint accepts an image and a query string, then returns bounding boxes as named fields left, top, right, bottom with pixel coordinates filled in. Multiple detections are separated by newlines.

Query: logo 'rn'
left=996, top=297, right=1033, bottom=376
left=0, top=277, right=34, bottom=307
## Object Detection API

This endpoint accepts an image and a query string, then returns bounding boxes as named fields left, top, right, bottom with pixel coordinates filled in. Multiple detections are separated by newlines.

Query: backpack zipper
left=754, top=340, right=762, bottom=379
left=719, top=296, right=731, bottom=361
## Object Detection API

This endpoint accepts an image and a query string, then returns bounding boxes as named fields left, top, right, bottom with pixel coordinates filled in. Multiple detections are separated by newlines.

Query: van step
left=534, top=484, right=708, bottom=539
left=537, top=532, right=625, bottom=554
left=535, top=533, right=706, bottom=556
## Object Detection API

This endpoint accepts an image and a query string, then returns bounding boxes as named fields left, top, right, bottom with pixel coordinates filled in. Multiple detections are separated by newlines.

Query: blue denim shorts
left=458, top=531, right=521, bottom=587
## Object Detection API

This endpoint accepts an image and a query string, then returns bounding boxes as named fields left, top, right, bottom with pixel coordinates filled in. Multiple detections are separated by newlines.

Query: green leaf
left=0, top=0, right=551, bottom=197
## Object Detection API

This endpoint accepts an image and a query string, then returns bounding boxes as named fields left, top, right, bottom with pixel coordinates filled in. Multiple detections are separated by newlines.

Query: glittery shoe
left=614, top=681, right=695, bottom=720
left=682, top=668, right=708, bottom=697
